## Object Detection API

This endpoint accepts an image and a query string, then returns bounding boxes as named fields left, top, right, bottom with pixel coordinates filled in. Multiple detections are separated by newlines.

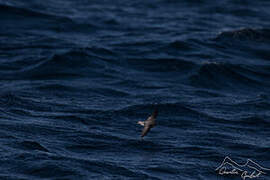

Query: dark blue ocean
left=0, top=0, right=270, bottom=179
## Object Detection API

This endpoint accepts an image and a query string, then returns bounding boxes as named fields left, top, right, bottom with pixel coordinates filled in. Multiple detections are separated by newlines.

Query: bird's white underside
left=137, top=121, right=144, bottom=126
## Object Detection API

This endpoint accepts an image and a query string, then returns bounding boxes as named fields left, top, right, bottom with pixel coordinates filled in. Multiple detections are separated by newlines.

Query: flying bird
left=137, top=109, right=158, bottom=138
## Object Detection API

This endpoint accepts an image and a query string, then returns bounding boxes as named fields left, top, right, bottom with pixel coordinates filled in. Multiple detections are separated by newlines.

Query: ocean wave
left=238, top=116, right=270, bottom=127
left=19, top=140, right=49, bottom=152
left=215, top=28, right=270, bottom=42
left=0, top=49, right=112, bottom=80
left=212, top=28, right=270, bottom=61
left=167, top=40, right=195, bottom=51
left=0, top=92, right=53, bottom=114
left=189, top=62, right=270, bottom=91
left=126, top=57, right=196, bottom=73
left=0, top=37, right=74, bottom=51
left=0, top=4, right=97, bottom=33
left=0, top=4, right=71, bottom=25
left=0, top=4, right=66, bottom=20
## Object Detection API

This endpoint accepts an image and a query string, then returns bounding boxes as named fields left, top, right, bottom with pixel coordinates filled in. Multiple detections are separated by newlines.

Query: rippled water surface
left=0, top=0, right=270, bottom=179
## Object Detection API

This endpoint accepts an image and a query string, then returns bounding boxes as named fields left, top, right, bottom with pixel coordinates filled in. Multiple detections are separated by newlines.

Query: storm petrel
left=137, top=109, right=158, bottom=138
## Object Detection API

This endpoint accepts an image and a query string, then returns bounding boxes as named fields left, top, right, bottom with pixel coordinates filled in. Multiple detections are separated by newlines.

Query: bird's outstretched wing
left=145, top=109, right=157, bottom=123
left=151, top=109, right=158, bottom=119
left=141, top=123, right=151, bottom=137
